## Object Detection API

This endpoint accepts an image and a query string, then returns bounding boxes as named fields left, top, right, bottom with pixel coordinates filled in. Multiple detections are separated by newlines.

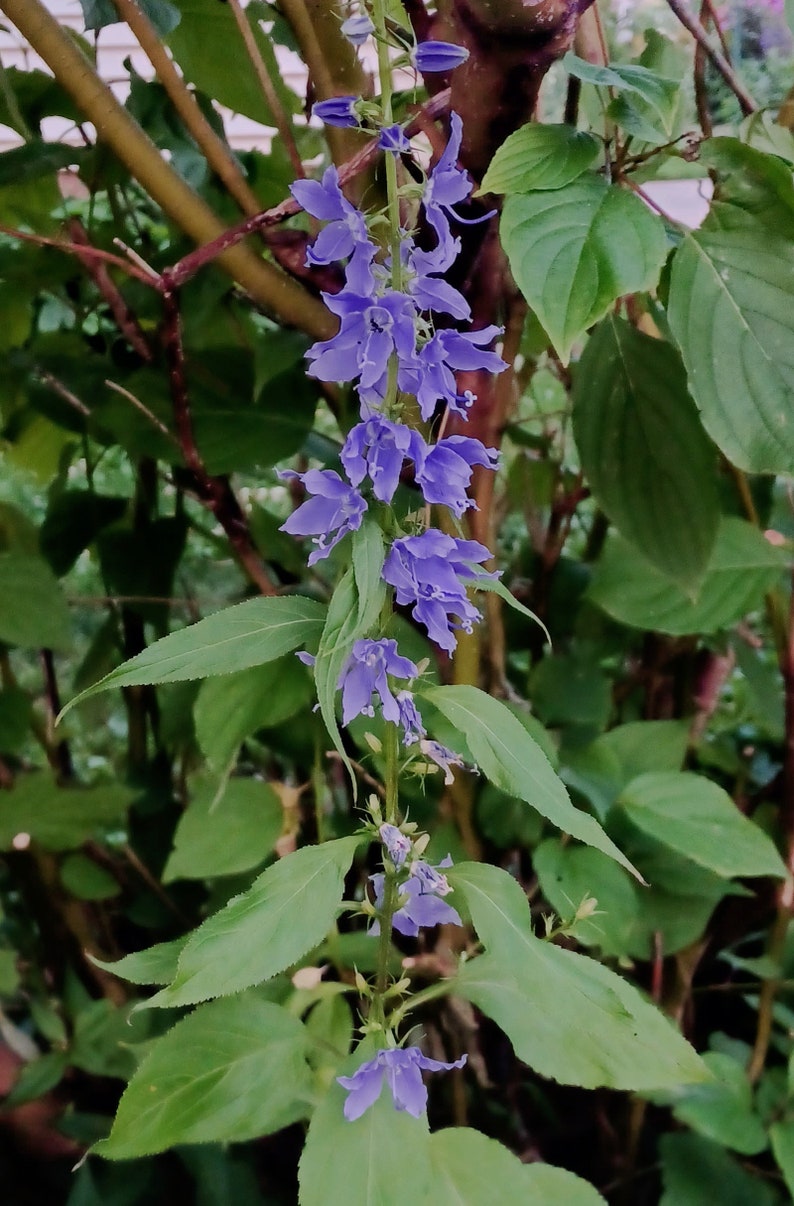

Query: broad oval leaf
left=479, top=123, right=600, bottom=195
left=573, top=316, right=719, bottom=588
left=429, top=1128, right=607, bottom=1204
left=163, top=777, right=284, bottom=882
left=617, top=771, right=786, bottom=879
left=0, top=553, right=71, bottom=652
left=147, top=836, right=361, bottom=1007
left=588, top=517, right=787, bottom=635
left=663, top=1051, right=768, bottom=1156
left=61, top=594, right=326, bottom=714
left=450, top=862, right=708, bottom=1091
left=422, top=685, right=641, bottom=880
left=668, top=204, right=794, bottom=473
left=660, top=1133, right=778, bottom=1206
left=501, top=176, right=667, bottom=363
left=94, top=996, right=312, bottom=1159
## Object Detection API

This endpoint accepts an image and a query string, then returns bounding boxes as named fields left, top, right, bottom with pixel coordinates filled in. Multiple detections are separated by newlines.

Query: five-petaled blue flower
left=279, top=469, right=366, bottom=565
left=290, top=166, right=375, bottom=294
left=415, top=435, right=500, bottom=517
left=341, top=414, right=424, bottom=504
left=383, top=530, right=497, bottom=652
left=337, top=1046, right=467, bottom=1121
left=370, top=855, right=463, bottom=936
left=338, top=638, right=419, bottom=726
left=380, top=822, right=412, bottom=867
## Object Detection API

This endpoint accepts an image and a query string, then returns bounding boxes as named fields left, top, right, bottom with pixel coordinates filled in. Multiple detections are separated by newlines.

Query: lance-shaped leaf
left=0, top=553, right=72, bottom=652
left=573, top=316, right=719, bottom=588
left=479, top=123, right=600, bottom=195
left=60, top=594, right=326, bottom=715
left=617, top=772, right=786, bottom=880
left=422, top=685, right=641, bottom=880
left=501, top=176, right=667, bottom=363
left=95, top=996, right=312, bottom=1159
left=450, top=862, right=708, bottom=1091
left=668, top=204, right=794, bottom=474
left=146, top=836, right=361, bottom=1008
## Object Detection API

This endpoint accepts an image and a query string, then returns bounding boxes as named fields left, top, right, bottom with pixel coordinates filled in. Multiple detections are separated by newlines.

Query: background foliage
left=0, top=0, right=794, bottom=1202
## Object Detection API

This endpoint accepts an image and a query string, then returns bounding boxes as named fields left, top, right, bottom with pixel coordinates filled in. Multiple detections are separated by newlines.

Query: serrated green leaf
left=194, top=657, right=313, bottom=769
left=573, top=316, right=719, bottom=588
left=588, top=517, right=787, bottom=634
left=450, top=862, right=708, bottom=1090
left=501, top=177, right=667, bottom=363
left=422, top=685, right=641, bottom=880
left=61, top=595, right=325, bottom=715
left=770, top=1119, right=794, bottom=1196
left=701, top=138, right=794, bottom=236
left=563, top=53, right=679, bottom=137
left=93, top=937, right=188, bottom=986
left=668, top=204, right=794, bottom=473
left=146, top=837, right=361, bottom=1008
left=663, top=1051, right=767, bottom=1155
left=163, top=778, right=283, bottom=881
left=0, top=553, right=71, bottom=652
left=95, top=996, right=312, bottom=1159
left=429, top=1128, right=607, bottom=1203
left=617, top=771, right=786, bottom=879
left=660, top=1133, right=777, bottom=1205
left=479, top=123, right=600, bottom=195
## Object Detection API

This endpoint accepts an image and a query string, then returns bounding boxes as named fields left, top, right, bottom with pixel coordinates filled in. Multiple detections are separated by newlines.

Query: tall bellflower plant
left=283, top=3, right=504, bottom=1119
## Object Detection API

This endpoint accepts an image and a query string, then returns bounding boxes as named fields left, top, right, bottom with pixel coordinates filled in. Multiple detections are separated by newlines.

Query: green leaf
left=573, top=317, right=719, bottom=588
left=563, top=53, right=679, bottom=139
left=668, top=205, right=794, bottom=474
left=314, top=520, right=386, bottom=786
left=422, top=685, right=641, bottom=880
left=299, top=1041, right=435, bottom=1206
left=62, top=595, right=326, bottom=713
left=474, top=575, right=550, bottom=645
left=617, top=772, right=786, bottom=879
left=501, top=177, right=667, bottom=362
left=450, top=861, right=709, bottom=1091
left=659, top=1133, right=778, bottom=1206
left=588, top=517, right=787, bottom=635
left=167, top=0, right=298, bottom=126
left=3, top=1051, right=69, bottom=1109
left=60, top=853, right=121, bottom=901
left=163, top=778, right=283, bottom=882
left=770, top=1120, right=794, bottom=1196
left=147, top=837, right=361, bottom=1007
left=40, top=490, right=127, bottom=577
left=663, top=1051, right=767, bottom=1155
left=0, top=687, right=32, bottom=755
left=429, top=1128, right=607, bottom=1203
left=194, top=657, right=313, bottom=769
left=529, top=653, right=612, bottom=729
left=80, top=0, right=180, bottom=33
left=479, top=123, right=600, bottom=195
left=0, top=553, right=71, bottom=652
left=95, top=996, right=312, bottom=1159
left=93, top=937, right=188, bottom=986
left=700, top=138, right=794, bottom=236
left=0, top=776, right=135, bottom=851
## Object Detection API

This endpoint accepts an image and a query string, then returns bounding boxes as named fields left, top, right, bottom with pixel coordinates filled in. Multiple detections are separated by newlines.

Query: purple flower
left=337, top=1046, right=467, bottom=1121
left=341, top=414, right=425, bottom=503
left=280, top=469, right=367, bottom=565
left=404, top=239, right=470, bottom=320
left=415, top=434, right=499, bottom=516
left=412, top=41, right=470, bottom=73
left=312, top=96, right=360, bottom=128
left=307, top=290, right=418, bottom=391
left=341, top=13, right=374, bottom=45
left=290, top=166, right=375, bottom=294
left=416, top=326, right=506, bottom=421
left=380, top=823, right=411, bottom=867
left=338, top=638, right=419, bottom=725
left=397, top=690, right=426, bottom=746
left=383, top=529, right=496, bottom=652
left=424, top=742, right=467, bottom=785
left=423, top=112, right=495, bottom=259
left=378, top=125, right=411, bottom=155
left=370, top=858, right=463, bottom=937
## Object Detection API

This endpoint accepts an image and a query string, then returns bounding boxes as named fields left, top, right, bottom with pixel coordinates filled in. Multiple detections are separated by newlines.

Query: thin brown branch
left=37, top=371, right=90, bottom=417
left=694, top=2, right=714, bottom=135
left=105, top=380, right=179, bottom=445
left=665, top=0, right=757, bottom=115
left=227, top=0, right=305, bottom=180
left=67, top=218, right=153, bottom=361
left=159, top=284, right=278, bottom=596
left=40, top=650, right=73, bottom=782
left=0, top=224, right=159, bottom=287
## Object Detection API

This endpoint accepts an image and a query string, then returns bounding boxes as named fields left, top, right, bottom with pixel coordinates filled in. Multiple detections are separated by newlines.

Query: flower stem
left=372, top=0, right=403, bottom=291
left=374, top=722, right=400, bottom=1012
